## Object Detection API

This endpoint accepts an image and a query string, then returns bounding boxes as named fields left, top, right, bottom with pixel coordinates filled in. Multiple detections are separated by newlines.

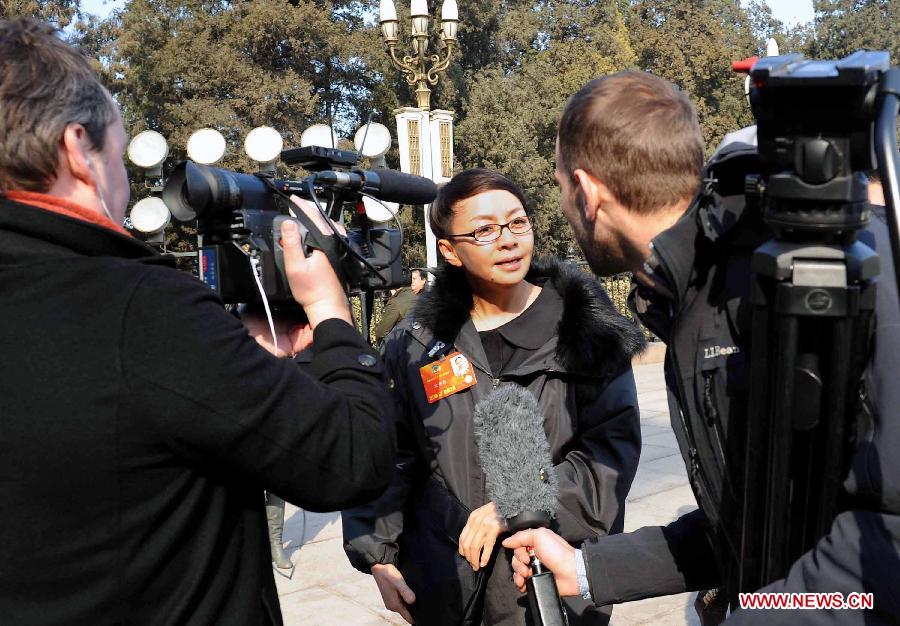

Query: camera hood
left=162, top=161, right=276, bottom=221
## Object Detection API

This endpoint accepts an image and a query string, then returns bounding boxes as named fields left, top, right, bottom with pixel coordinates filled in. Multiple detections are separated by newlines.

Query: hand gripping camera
left=161, top=146, right=437, bottom=305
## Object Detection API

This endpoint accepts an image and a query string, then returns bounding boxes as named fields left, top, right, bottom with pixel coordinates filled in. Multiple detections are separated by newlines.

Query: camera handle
left=272, top=215, right=312, bottom=279
left=738, top=239, right=878, bottom=594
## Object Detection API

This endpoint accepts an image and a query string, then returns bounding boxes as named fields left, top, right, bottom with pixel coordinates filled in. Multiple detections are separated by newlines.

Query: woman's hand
left=458, top=501, right=508, bottom=571
left=371, top=563, right=416, bottom=624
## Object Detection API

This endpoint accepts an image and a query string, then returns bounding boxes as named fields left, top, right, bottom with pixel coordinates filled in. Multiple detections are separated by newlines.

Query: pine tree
left=0, top=0, right=79, bottom=26
left=624, top=0, right=757, bottom=152
left=811, top=0, right=899, bottom=63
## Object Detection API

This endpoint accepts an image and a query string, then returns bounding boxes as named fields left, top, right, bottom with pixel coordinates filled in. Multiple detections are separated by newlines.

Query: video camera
left=160, top=145, right=437, bottom=305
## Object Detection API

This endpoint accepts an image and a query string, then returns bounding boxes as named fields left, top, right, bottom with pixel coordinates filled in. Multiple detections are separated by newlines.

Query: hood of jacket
left=647, top=142, right=765, bottom=308
left=412, top=256, right=646, bottom=381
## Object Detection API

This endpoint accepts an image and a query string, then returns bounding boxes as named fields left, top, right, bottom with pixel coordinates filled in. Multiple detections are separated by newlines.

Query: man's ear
left=573, top=169, right=617, bottom=223
left=437, top=238, right=462, bottom=267
left=572, top=169, right=600, bottom=222
left=60, top=123, right=95, bottom=187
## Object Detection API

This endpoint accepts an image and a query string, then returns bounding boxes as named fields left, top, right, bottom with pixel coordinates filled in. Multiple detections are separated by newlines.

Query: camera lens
left=162, top=161, right=276, bottom=221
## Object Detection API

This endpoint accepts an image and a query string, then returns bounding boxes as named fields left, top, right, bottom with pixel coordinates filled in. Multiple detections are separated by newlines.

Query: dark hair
left=411, top=268, right=428, bottom=281
left=0, top=18, right=117, bottom=192
left=558, top=70, right=704, bottom=213
left=430, top=168, right=529, bottom=239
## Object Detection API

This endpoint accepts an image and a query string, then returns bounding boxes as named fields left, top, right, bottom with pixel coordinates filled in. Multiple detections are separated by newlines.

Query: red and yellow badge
left=419, top=351, right=477, bottom=403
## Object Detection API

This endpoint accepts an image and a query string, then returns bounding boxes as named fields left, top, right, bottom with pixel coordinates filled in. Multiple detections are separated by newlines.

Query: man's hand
left=502, top=527, right=579, bottom=596
left=458, top=501, right=507, bottom=571
left=242, top=313, right=313, bottom=358
left=371, top=563, right=416, bottom=624
left=281, top=197, right=352, bottom=329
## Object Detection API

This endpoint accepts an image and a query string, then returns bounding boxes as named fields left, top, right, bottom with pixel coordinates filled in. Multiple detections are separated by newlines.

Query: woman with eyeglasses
left=343, top=168, right=645, bottom=626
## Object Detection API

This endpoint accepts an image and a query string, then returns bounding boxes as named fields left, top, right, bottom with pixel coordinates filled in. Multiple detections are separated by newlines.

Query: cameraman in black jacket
left=0, top=18, right=395, bottom=625
left=503, top=70, right=900, bottom=623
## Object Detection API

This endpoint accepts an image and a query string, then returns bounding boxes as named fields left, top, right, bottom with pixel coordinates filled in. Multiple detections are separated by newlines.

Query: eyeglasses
left=445, top=215, right=533, bottom=243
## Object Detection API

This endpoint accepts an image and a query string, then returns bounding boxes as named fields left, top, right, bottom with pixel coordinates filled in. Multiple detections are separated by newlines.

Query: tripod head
left=749, top=51, right=890, bottom=244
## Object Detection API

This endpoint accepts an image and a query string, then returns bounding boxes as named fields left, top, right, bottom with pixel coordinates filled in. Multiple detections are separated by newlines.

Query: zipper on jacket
left=491, top=377, right=501, bottom=389
left=665, top=325, right=719, bottom=526
left=702, top=371, right=729, bottom=470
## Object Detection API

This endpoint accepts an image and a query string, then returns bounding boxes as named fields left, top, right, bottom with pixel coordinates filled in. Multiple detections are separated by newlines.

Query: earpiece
left=84, top=156, right=116, bottom=224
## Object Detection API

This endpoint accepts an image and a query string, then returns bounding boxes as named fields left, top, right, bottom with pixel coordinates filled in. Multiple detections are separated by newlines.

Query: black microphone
left=473, top=385, right=569, bottom=626
left=314, top=168, right=438, bottom=205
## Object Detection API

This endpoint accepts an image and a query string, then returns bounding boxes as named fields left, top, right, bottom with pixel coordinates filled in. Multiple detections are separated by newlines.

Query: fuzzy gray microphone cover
left=473, top=385, right=559, bottom=520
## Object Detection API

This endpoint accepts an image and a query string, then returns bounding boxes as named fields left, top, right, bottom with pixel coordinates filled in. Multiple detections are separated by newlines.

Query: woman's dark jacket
left=343, top=258, right=645, bottom=624
left=0, top=198, right=396, bottom=625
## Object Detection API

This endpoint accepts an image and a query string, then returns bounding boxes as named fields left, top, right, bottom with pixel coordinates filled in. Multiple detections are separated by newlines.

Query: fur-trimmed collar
left=413, top=257, right=646, bottom=379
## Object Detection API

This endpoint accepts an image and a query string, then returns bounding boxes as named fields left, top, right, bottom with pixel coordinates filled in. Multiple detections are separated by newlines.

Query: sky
left=82, top=0, right=816, bottom=27
left=80, top=0, right=125, bottom=18
left=756, top=0, right=815, bottom=26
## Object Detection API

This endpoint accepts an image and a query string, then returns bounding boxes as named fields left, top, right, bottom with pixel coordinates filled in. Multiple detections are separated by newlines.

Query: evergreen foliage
left=6, top=0, right=897, bottom=265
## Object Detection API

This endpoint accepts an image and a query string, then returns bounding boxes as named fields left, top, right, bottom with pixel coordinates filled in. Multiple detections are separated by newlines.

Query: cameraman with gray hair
left=0, top=18, right=395, bottom=625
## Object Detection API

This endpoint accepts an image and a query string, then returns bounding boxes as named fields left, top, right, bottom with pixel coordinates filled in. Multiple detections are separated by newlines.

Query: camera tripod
left=735, top=53, right=900, bottom=598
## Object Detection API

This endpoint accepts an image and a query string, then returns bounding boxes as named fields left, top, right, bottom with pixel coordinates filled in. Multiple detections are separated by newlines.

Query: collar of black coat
left=0, top=195, right=167, bottom=266
left=411, top=256, right=646, bottom=379
left=481, top=284, right=559, bottom=351
left=645, top=203, right=700, bottom=311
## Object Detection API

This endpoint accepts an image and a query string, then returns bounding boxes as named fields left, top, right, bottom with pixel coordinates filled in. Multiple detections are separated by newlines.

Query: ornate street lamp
left=378, top=0, right=459, bottom=268
left=379, top=0, right=459, bottom=111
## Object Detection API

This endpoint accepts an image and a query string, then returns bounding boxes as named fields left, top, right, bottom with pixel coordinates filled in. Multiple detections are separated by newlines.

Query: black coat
left=0, top=197, right=396, bottom=625
left=343, top=258, right=645, bottom=625
left=582, top=146, right=900, bottom=624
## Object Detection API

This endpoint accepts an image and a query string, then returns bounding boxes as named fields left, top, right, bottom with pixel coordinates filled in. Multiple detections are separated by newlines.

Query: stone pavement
left=275, top=357, right=701, bottom=626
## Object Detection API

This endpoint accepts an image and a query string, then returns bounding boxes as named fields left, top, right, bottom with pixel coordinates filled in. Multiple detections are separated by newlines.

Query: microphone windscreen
left=473, top=385, right=559, bottom=520
left=372, top=168, right=438, bottom=205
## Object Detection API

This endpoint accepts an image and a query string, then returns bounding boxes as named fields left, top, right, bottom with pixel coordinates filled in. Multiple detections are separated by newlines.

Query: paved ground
left=275, top=357, right=701, bottom=625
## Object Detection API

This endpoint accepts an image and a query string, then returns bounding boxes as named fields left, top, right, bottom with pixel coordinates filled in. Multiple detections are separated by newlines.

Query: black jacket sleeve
left=342, top=327, right=420, bottom=573
left=582, top=507, right=721, bottom=606
left=722, top=511, right=900, bottom=624
left=119, top=266, right=396, bottom=512
left=553, top=369, right=642, bottom=542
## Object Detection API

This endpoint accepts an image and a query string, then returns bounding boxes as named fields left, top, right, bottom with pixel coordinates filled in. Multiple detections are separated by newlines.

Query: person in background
left=343, top=168, right=645, bottom=625
left=373, top=267, right=428, bottom=345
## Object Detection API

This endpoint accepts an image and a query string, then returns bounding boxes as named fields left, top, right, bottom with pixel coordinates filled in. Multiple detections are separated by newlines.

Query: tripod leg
left=762, top=311, right=799, bottom=582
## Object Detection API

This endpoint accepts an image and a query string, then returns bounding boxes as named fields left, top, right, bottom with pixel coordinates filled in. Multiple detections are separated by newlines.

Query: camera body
left=162, top=146, right=425, bottom=304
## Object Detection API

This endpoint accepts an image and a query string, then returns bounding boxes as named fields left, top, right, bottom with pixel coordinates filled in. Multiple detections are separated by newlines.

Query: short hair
left=0, top=18, right=117, bottom=192
left=411, top=268, right=428, bottom=281
left=558, top=70, right=704, bottom=213
left=430, top=168, right=529, bottom=239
